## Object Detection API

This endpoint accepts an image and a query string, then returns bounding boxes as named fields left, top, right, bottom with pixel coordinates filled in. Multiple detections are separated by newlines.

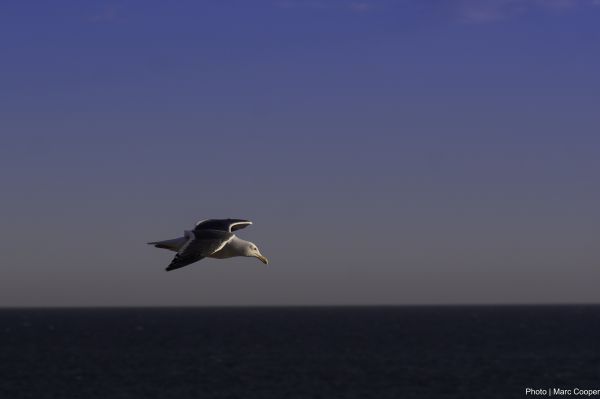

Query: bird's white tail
left=147, top=236, right=188, bottom=252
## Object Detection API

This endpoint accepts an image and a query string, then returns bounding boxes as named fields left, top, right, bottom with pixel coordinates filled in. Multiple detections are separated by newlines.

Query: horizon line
left=2, top=303, right=600, bottom=309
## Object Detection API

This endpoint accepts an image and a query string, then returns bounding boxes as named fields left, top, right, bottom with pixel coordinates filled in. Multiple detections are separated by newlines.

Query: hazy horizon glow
left=1, top=1, right=599, bottom=306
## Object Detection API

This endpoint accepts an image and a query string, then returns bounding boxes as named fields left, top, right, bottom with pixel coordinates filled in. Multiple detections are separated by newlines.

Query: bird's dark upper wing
left=166, top=229, right=234, bottom=271
left=194, top=218, right=252, bottom=233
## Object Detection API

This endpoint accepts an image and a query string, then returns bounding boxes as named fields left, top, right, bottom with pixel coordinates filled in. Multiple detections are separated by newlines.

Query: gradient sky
left=1, top=0, right=599, bottom=306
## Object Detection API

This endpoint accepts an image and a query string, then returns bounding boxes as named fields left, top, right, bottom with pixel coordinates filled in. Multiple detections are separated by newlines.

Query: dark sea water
left=1, top=306, right=600, bottom=399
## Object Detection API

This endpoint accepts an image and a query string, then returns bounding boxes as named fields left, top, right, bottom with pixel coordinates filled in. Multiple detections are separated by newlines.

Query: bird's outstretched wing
left=166, top=229, right=234, bottom=271
left=194, top=218, right=252, bottom=233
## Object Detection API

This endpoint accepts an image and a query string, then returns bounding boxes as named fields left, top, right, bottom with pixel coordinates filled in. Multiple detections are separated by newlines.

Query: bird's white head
left=244, top=242, right=269, bottom=264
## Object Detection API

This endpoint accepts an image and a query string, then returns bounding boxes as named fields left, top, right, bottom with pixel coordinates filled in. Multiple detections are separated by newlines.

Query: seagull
left=148, top=218, right=269, bottom=271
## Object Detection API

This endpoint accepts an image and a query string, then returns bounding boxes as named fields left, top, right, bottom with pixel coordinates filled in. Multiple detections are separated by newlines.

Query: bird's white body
left=151, top=233, right=252, bottom=259
left=208, top=236, right=251, bottom=259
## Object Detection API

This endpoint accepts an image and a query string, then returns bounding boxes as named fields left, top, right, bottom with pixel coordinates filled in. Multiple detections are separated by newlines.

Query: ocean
left=1, top=306, right=599, bottom=398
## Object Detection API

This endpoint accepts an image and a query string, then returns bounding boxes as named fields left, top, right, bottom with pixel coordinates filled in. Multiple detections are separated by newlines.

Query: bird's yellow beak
left=255, top=254, right=269, bottom=264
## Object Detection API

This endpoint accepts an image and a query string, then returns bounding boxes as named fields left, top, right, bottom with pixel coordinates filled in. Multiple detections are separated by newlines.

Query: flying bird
left=148, top=218, right=269, bottom=271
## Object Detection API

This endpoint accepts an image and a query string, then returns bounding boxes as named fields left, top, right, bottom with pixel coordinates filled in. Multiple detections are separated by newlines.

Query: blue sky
left=1, top=0, right=599, bottom=306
